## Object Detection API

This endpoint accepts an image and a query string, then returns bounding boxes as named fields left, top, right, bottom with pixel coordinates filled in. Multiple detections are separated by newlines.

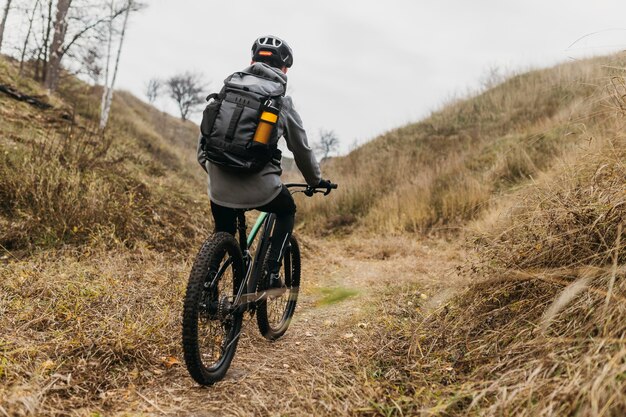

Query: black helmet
left=251, top=35, right=294, bottom=68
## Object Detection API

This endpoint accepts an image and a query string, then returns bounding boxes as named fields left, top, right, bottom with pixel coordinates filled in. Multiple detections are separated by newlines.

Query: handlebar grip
left=320, top=182, right=337, bottom=196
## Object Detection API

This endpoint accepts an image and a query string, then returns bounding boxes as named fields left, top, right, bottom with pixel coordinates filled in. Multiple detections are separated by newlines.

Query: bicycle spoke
left=183, top=232, right=245, bottom=385
left=258, top=237, right=300, bottom=338
left=195, top=254, right=236, bottom=369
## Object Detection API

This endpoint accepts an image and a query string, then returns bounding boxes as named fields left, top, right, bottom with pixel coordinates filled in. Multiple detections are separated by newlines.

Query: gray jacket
left=199, top=63, right=321, bottom=209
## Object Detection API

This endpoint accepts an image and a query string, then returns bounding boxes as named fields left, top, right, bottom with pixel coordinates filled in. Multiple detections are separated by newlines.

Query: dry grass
left=343, top=63, right=626, bottom=416
left=324, top=255, right=625, bottom=415
left=0, top=57, right=210, bottom=251
left=0, top=126, right=207, bottom=251
left=412, top=268, right=626, bottom=416
left=0, top=247, right=191, bottom=415
left=298, top=54, right=626, bottom=236
left=0, top=55, right=211, bottom=414
left=474, top=136, right=626, bottom=270
left=431, top=135, right=626, bottom=415
left=3, top=51, right=626, bottom=416
left=309, top=59, right=626, bottom=415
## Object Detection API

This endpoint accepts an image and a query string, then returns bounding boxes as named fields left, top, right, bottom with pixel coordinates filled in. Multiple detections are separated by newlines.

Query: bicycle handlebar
left=285, top=182, right=338, bottom=196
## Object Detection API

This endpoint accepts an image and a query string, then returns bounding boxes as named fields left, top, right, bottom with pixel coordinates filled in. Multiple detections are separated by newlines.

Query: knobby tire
left=182, top=232, right=244, bottom=385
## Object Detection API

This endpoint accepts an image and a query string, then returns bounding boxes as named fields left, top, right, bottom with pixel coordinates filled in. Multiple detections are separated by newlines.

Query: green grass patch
left=315, top=286, right=359, bottom=306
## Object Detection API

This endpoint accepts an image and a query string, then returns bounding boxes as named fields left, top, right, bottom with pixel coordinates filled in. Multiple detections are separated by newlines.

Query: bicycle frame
left=230, top=210, right=276, bottom=312
left=223, top=183, right=337, bottom=312
left=247, top=211, right=269, bottom=248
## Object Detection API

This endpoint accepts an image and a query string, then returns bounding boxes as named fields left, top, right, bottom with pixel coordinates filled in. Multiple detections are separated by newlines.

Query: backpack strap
left=223, top=90, right=263, bottom=142
left=225, top=104, right=245, bottom=142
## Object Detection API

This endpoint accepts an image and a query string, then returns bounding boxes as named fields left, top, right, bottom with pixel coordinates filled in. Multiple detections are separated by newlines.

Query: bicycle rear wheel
left=256, top=235, right=301, bottom=340
left=182, top=232, right=244, bottom=385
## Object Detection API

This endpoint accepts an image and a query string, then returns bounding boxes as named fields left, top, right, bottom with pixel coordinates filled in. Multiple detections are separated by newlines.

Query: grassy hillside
left=0, top=56, right=209, bottom=251
left=311, top=55, right=626, bottom=415
left=298, top=55, right=625, bottom=235
left=2, top=52, right=625, bottom=416
left=349, top=136, right=626, bottom=415
left=0, top=56, right=213, bottom=414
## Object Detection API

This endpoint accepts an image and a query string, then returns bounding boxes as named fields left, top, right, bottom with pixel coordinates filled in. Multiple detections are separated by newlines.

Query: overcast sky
left=16, top=0, right=626, bottom=154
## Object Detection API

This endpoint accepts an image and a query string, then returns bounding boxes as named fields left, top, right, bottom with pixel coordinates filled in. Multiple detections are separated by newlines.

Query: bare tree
left=4, top=0, right=142, bottom=88
left=0, top=0, right=13, bottom=52
left=44, top=0, right=72, bottom=91
left=145, top=77, right=161, bottom=104
left=165, top=72, right=206, bottom=121
left=35, top=0, right=54, bottom=82
left=99, top=0, right=133, bottom=130
left=480, top=64, right=508, bottom=91
left=315, top=129, right=340, bottom=161
left=82, top=46, right=102, bottom=84
left=39, top=0, right=131, bottom=91
left=58, top=3, right=127, bottom=72
left=18, top=0, right=40, bottom=76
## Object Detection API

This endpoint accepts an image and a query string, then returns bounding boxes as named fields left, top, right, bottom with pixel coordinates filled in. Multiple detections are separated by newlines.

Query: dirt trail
left=114, top=236, right=467, bottom=416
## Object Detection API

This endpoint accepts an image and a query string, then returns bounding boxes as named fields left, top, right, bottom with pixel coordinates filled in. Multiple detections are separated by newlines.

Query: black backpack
left=199, top=67, right=286, bottom=173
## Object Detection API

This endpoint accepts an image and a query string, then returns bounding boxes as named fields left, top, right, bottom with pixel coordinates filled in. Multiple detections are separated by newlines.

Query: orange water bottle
left=253, top=100, right=280, bottom=144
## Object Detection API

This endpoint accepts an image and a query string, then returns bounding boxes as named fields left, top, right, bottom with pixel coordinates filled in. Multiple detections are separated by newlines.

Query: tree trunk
left=45, top=0, right=72, bottom=92
left=100, top=0, right=131, bottom=130
left=19, top=0, right=40, bottom=76
left=0, top=0, right=13, bottom=52
left=100, top=0, right=115, bottom=129
left=35, top=1, right=54, bottom=81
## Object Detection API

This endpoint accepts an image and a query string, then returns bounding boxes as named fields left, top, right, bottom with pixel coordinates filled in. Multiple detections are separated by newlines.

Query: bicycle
left=182, top=182, right=337, bottom=385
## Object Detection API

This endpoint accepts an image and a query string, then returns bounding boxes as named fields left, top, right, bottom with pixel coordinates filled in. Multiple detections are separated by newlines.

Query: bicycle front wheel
left=256, top=234, right=301, bottom=340
left=182, top=232, right=244, bottom=385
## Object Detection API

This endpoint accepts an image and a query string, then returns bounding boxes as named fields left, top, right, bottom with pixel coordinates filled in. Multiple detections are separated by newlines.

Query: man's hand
left=317, top=179, right=335, bottom=196
left=302, top=180, right=337, bottom=196
left=317, top=179, right=332, bottom=189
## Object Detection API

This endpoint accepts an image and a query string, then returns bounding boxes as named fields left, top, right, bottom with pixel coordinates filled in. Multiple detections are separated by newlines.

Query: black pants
left=211, top=185, right=296, bottom=272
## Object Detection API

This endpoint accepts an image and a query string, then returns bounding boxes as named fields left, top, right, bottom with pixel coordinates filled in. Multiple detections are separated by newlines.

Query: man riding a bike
left=197, top=35, right=331, bottom=287
left=187, top=36, right=335, bottom=384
